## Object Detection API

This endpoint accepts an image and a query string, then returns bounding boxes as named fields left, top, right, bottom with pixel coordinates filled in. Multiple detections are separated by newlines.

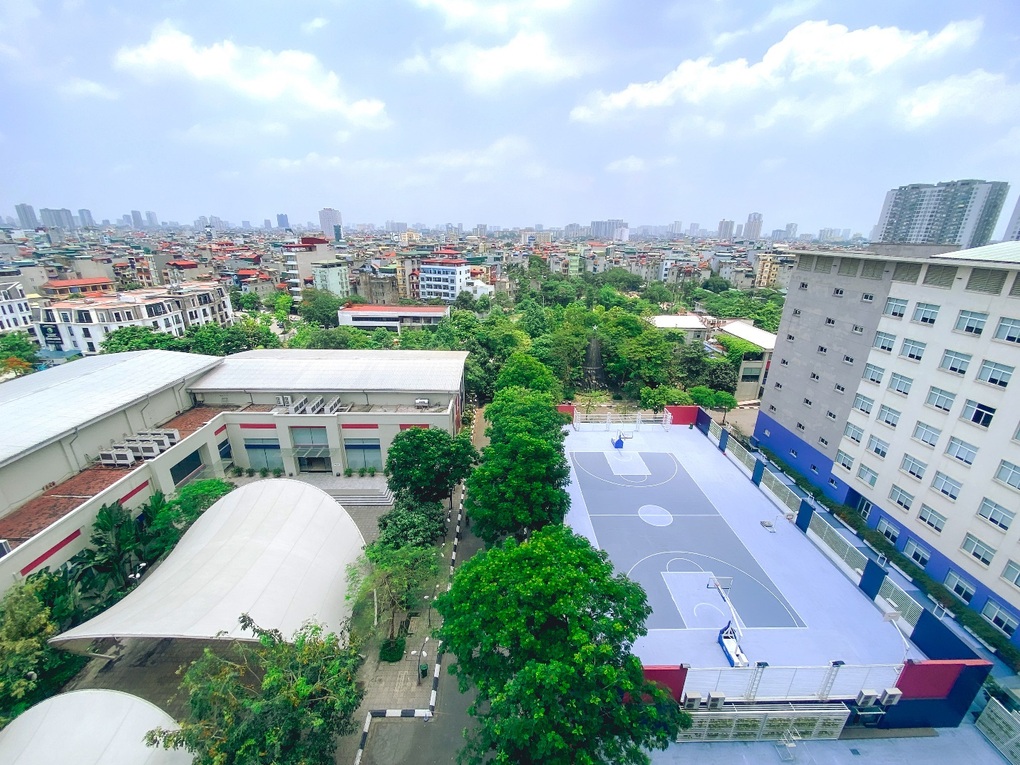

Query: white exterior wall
left=0, top=282, right=32, bottom=333
left=419, top=263, right=470, bottom=302
left=836, top=265, right=1020, bottom=614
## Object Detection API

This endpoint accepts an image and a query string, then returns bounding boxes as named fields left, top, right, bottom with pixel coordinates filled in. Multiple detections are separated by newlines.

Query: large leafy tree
left=435, top=526, right=688, bottom=764
left=483, top=387, right=567, bottom=447
left=385, top=427, right=478, bottom=505
left=297, top=288, right=344, bottom=328
left=375, top=496, right=447, bottom=550
left=146, top=615, right=363, bottom=765
left=70, top=502, right=144, bottom=606
left=494, top=352, right=562, bottom=400
left=0, top=331, right=40, bottom=366
left=100, top=325, right=182, bottom=353
left=354, top=544, right=439, bottom=639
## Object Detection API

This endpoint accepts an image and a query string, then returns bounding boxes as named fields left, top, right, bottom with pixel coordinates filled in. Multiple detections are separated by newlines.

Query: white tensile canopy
left=0, top=689, right=191, bottom=765
left=52, top=479, right=366, bottom=647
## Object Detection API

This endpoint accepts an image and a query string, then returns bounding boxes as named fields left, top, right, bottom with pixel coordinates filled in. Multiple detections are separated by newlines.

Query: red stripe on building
left=20, top=529, right=82, bottom=576
left=239, top=423, right=277, bottom=429
left=341, top=423, right=379, bottom=430
left=400, top=424, right=430, bottom=430
left=214, top=425, right=227, bottom=436
left=119, top=480, right=150, bottom=504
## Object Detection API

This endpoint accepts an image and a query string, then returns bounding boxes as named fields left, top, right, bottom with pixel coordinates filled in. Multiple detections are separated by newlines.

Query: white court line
left=569, top=451, right=678, bottom=488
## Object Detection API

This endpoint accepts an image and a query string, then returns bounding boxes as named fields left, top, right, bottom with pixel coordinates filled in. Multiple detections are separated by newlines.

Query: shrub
left=358, top=467, right=367, bottom=477
left=245, top=468, right=255, bottom=477
left=231, top=466, right=244, bottom=477
left=259, top=467, right=270, bottom=478
left=344, top=467, right=354, bottom=477
left=272, top=467, right=283, bottom=478
left=368, top=466, right=377, bottom=477
left=379, top=636, right=405, bottom=662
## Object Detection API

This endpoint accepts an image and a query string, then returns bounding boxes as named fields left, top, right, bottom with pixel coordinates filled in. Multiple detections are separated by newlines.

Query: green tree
left=145, top=615, right=363, bottom=765
left=494, top=352, right=562, bottom=400
left=385, top=427, right=478, bottom=505
left=454, top=291, right=478, bottom=311
left=70, top=502, right=144, bottom=606
left=688, top=385, right=716, bottom=408
left=100, top=325, right=181, bottom=353
left=574, top=389, right=609, bottom=415
left=236, top=291, right=262, bottom=311
left=600, top=267, right=644, bottom=291
left=375, top=497, right=447, bottom=550
left=484, top=387, right=567, bottom=447
left=712, top=390, right=739, bottom=424
left=297, top=288, right=343, bottom=327
left=142, top=480, right=235, bottom=562
left=675, top=342, right=710, bottom=389
left=356, top=544, right=439, bottom=639
left=705, top=359, right=738, bottom=394
left=516, top=300, right=548, bottom=338
left=701, top=275, right=731, bottom=293
left=639, top=386, right=694, bottom=413
left=435, top=526, right=688, bottom=765
left=0, top=331, right=40, bottom=367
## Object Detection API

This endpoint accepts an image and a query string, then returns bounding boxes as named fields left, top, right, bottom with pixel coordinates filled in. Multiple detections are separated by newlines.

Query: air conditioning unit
left=100, top=448, right=136, bottom=467
left=681, top=692, right=701, bottom=710
left=415, top=398, right=430, bottom=409
left=122, top=439, right=160, bottom=459
left=856, top=689, right=879, bottom=708
left=275, top=395, right=292, bottom=407
left=880, top=688, right=902, bottom=707
left=133, top=433, right=172, bottom=451
left=139, top=429, right=180, bottom=445
left=707, top=692, right=725, bottom=710
left=326, top=397, right=344, bottom=414
left=308, top=396, right=325, bottom=414
left=290, top=396, right=308, bottom=414
left=0, top=539, right=11, bottom=555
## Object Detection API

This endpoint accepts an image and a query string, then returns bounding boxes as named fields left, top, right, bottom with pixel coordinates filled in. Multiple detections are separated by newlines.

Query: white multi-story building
left=755, top=242, right=1020, bottom=647
left=418, top=259, right=470, bottom=302
left=311, top=261, right=351, bottom=299
left=0, top=282, right=33, bottom=334
left=36, top=283, right=234, bottom=355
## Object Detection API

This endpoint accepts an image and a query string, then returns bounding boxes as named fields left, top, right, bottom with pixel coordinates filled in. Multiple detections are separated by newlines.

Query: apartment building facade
left=418, top=258, right=470, bottom=302
left=0, top=281, right=33, bottom=334
left=754, top=243, right=1020, bottom=645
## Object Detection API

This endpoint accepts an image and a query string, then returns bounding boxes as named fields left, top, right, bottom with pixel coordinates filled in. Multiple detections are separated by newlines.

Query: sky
left=2, top=0, right=1020, bottom=235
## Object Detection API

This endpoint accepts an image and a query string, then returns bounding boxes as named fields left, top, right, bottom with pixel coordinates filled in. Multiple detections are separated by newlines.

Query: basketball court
left=564, top=423, right=925, bottom=670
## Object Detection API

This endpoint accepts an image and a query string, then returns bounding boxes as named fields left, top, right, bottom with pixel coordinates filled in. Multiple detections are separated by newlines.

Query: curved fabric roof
left=0, top=689, right=190, bottom=765
left=53, top=480, right=365, bottom=647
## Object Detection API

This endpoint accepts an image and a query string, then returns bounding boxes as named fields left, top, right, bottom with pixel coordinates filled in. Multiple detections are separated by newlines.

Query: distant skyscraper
left=744, top=212, right=763, bottom=240
left=735, top=224, right=744, bottom=238
left=241, top=220, right=251, bottom=229
left=277, top=213, right=290, bottom=229
left=131, top=210, right=144, bottom=229
left=785, top=223, right=798, bottom=240
left=688, top=223, right=699, bottom=237
left=264, top=219, right=272, bottom=230
left=15, top=204, right=38, bottom=229
left=145, top=211, right=159, bottom=228
left=874, top=179, right=1008, bottom=250
left=1005, top=197, right=1020, bottom=241
left=717, top=219, right=735, bottom=240
left=318, top=208, right=343, bottom=240
left=78, top=209, right=96, bottom=228
left=40, top=208, right=75, bottom=230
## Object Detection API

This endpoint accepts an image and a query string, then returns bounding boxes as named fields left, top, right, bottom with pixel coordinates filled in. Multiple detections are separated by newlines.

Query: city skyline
left=3, top=1, right=1019, bottom=234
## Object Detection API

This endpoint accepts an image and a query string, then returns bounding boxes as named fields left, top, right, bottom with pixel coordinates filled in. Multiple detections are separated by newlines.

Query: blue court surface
left=564, top=426, right=926, bottom=669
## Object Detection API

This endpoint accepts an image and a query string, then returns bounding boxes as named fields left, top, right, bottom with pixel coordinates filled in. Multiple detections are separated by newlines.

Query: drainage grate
left=849, top=748, right=861, bottom=756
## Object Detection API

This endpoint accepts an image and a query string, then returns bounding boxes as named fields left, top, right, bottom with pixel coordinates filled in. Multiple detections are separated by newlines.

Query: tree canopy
left=0, top=331, right=40, bottom=367
left=384, top=427, right=478, bottom=505
left=494, top=352, right=562, bottom=400
left=435, top=525, right=688, bottom=764
left=297, top=288, right=344, bottom=328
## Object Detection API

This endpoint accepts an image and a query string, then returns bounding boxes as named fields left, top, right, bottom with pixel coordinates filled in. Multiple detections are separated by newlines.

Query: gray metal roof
left=190, top=349, right=469, bottom=393
left=943, top=240, right=1020, bottom=263
left=0, top=351, right=222, bottom=468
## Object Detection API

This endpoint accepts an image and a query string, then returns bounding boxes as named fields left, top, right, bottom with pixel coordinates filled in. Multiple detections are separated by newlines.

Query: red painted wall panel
left=642, top=665, right=688, bottom=701
left=399, top=424, right=429, bottom=430
left=20, top=529, right=82, bottom=576
left=118, top=480, right=150, bottom=505
left=341, top=423, right=379, bottom=430
left=665, top=405, right=699, bottom=425
left=238, top=423, right=277, bottom=430
left=896, top=660, right=964, bottom=699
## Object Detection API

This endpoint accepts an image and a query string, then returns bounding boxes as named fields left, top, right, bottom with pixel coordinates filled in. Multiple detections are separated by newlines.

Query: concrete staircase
left=328, top=488, right=394, bottom=507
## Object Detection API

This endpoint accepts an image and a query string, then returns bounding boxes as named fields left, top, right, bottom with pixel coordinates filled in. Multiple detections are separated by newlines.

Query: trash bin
left=419, top=664, right=429, bottom=679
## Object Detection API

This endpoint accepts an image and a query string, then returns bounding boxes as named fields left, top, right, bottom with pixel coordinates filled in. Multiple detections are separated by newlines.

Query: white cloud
left=60, top=77, right=119, bottom=100
left=898, top=70, right=1020, bottom=128
left=714, top=0, right=820, bottom=47
left=114, top=21, right=389, bottom=128
left=606, top=156, right=645, bottom=173
left=571, top=18, right=984, bottom=131
left=424, top=30, right=586, bottom=91
left=399, top=53, right=431, bottom=74
left=175, top=120, right=288, bottom=146
left=301, top=17, right=329, bottom=33
left=411, top=0, right=573, bottom=32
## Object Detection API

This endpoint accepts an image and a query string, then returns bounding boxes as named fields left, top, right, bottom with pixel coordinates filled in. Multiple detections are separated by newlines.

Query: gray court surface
left=571, top=450, right=804, bottom=631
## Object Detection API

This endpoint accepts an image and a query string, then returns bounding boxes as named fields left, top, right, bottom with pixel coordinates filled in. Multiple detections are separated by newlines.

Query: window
left=982, top=601, right=1018, bottom=637
left=877, top=518, right=900, bottom=543
left=900, top=338, right=926, bottom=361
left=996, top=460, right=1020, bottom=491
left=853, top=393, right=874, bottom=414
left=843, top=354, right=855, bottom=364
left=912, top=421, right=941, bottom=447
left=889, top=485, right=914, bottom=510
left=862, top=292, right=875, bottom=302
left=977, top=360, right=1013, bottom=388
left=978, top=498, right=1014, bottom=531
left=884, top=297, right=907, bottom=318
left=780, top=358, right=789, bottom=366
left=790, top=448, right=799, bottom=457
left=863, top=363, right=884, bottom=383
left=826, top=410, right=837, bottom=421
left=926, top=386, right=955, bottom=412
left=1003, top=560, right=1020, bottom=588
left=803, top=398, right=813, bottom=407
left=995, top=317, right=1020, bottom=344
left=774, top=382, right=783, bottom=390
left=857, top=463, right=878, bottom=487
left=344, top=438, right=383, bottom=471
left=244, top=437, right=283, bottom=472
left=817, top=345, right=828, bottom=354
left=892, top=262, right=923, bottom=283
left=825, top=317, right=835, bottom=326
left=874, top=331, right=895, bottom=352
left=859, top=498, right=873, bottom=519
left=901, top=454, right=927, bottom=479
left=919, top=504, right=947, bottom=532
left=878, top=405, right=900, bottom=428
left=966, top=268, right=1008, bottom=294
left=939, top=350, right=971, bottom=375
left=792, top=308, right=802, bottom=316
left=768, top=404, right=776, bottom=412
left=810, top=372, right=819, bottom=380
left=832, top=288, right=844, bottom=297
left=962, top=533, right=996, bottom=566
left=796, top=422, right=805, bottom=431
left=931, top=471, right=962, bottom=500
left=786, top=333, right=795, bottom=342
left=867, top=435, right=889, bottom=458
left=946, top=437, right=978, bottom=465
left=834, top=383, right=846, bottom=393
left=852, top=324, right=864, bottom=334
left=836, top=450, right=854, bottom=470
left=912, top=302, right=940, bottom=325
left=818, top=436, right=829, bottom=446
left=799, top=281, right=808, bottom=290
left=888, top=373, right=913, bottom=395
left=961, top=399, right=995, bottom=428
left=844, top=422, right=865, bottom=443
left=923, top=264, right=958, bottom=288
left=945, top=570, right=975, bottom=603
left=904, top=539, right=930, bottom=567
left=956, top=310, right=988, bottom=335
left=829, top=478, right=839, bottom=488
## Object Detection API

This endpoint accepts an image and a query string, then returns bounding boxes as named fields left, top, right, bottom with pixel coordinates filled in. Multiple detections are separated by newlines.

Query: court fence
left=683, top=662, right=903, bottom=704
left=760, top=470, right=802, bottom=515
left=878, top=577, right=925, bottom=627
left=977, top=697, right=1020, bottom=765
left=807, top=512, right=869, bottom=577
left=676, top=702, right=850, bottom=743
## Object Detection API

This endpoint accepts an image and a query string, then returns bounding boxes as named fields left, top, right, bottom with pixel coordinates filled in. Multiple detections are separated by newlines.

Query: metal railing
left=977, top=697, right=1020, bottom=765
left=878, top=578, right=925, bottom=627
left=807, top=513, right=869, bottom=574
left=726, top=437, right=757, bottom=471
left=676, top=702, right=850, bottom=743
left=709, top=420, right=723, bottom=439
left=761, top=471, right=802, bottom=515
left=683, top=663, right=902, bottom=703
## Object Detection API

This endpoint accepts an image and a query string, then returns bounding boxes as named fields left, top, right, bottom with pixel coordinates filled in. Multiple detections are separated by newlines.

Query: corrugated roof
left=717, top=319, right=777, bottom=350
left=0, top=351, right=222, bottom=467
left=944, top=240, right=1020, bottom=264
left=650, top=315, right=707, bottom=330
left=190, top=349, right=468, bottom=393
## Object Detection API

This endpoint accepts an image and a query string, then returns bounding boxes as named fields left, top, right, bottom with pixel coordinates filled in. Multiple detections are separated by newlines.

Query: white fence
left=760, top=470, right=802, bottom=515
left=807, top=513, right=869, bottom=575
left=977, top=697, right=1020, bottom=765
left=684, top=663, right=903, bottom=703
left=725, top=436, right=757, bottom=472
left=878, top=578, right=925, bottom=627
left=677, top=702, right=850, bottom=743
left=709, top=420, right=723, bottom=439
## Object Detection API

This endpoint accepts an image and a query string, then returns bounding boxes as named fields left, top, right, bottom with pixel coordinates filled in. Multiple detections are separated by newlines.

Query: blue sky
left=3, top=0, right=1020, bottom=235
